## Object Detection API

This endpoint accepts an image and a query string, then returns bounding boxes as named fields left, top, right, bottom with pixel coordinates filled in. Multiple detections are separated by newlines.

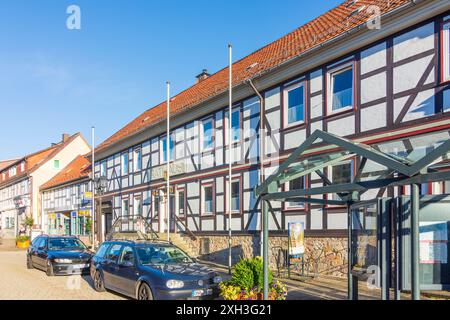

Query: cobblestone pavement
left=0, top=250, right=126, bottom=300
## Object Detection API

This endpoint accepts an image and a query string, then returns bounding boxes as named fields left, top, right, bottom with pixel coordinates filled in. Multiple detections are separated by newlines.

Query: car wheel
left=137, top=282, right=153, bottom=300
left=93, top=271, right=106, bottom=292
left=46, top=260, right=54, bottom=277
left=26, top=255, right=34, bottom=269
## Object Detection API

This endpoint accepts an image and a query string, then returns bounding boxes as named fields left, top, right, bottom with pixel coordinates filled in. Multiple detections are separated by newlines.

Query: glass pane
left=178, top=191, right=185, bottom=215
left=203, top=120, right=213, bottom=149
left=231, top=181, right=240, bottom=211
left=288, top=178, right=304, bottom=207
left=232, top=110, right=240, bottom=141
left=204, top=187, right=213, bottom=213
left=332, top=68, right=353, bottom=111
left=287, top=86, right=304, bottom=124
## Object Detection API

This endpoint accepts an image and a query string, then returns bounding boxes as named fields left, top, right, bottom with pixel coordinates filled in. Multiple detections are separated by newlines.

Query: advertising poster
left=419, top=221, right=448, bottom=264
left=288, top=222, right=305, bottom=257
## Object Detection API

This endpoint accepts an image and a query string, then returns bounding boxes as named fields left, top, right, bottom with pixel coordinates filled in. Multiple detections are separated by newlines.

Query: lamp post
left=93, top=175, right=108, bottom=248
left=13, top=196, right=24, bottom=237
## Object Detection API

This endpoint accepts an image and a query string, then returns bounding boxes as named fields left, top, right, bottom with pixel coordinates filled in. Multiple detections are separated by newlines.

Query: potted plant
left=219, top=257, right=288, bottom=300
left=16, top=235, right=30, bottom=249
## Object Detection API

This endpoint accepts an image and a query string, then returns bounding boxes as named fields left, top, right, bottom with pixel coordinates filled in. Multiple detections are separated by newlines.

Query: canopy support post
left=411, top=183, right=420, bottom=300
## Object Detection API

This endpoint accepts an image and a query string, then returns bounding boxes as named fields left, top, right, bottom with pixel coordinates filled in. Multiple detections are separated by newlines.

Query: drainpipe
left=246, top=79, right=266, bottom=258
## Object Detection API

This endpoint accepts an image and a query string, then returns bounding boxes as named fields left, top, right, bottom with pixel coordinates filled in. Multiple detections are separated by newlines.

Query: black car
left=90, top=240, right=222, bottom=300
left=27, top=235, right=93, bottom=276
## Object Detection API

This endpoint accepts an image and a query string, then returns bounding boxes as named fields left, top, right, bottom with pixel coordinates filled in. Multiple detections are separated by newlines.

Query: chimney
left=62, top=133, right=70, bottom=143
left=196, top=69, right=210, bottom=83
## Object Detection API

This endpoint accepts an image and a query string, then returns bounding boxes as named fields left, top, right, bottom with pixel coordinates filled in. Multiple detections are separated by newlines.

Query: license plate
left=73, top=264, right=89, bottom=269
left=192, top=288, right=213, bottom=297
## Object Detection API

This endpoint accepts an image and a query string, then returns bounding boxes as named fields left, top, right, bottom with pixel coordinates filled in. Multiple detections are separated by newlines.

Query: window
left=284, top=83, right=305, bottom=126
left=119, top=246, right=135, bottom=265
left=106, top=244, right=122, bottom=262
left=134, top=149, right=142, bottom=172
left=121, top=153, right=129, bottom=175
left=202, top=184, right=213, bottom=215
left=54, top=160, right=60, bottom=169
left=328, top=64, right=354, bottom=113
left=20, top=162, right=25, bottom=172
left=161, top=135, right=174, bottom=163
left=328, top=161, right=354, bottom=201
left=134, top=197, right=142, bottom=216
left=95, top=243, right=111, bottom=258
left=442, top=19, right=450, bottom=83
left=226, top=108, right=241, bottom=142
left=177, top=189, right=185, bottom=216
left=231, top=180, right=241, bottom=212
left=122, top=199, right=129, bottom=216
left=100, top=161, right=107, bottom=177
left=9, top=166, right=17, bottom=177
left=202, top=118, right=214, bottom=150
left=286, top=177, right=306, bottom=209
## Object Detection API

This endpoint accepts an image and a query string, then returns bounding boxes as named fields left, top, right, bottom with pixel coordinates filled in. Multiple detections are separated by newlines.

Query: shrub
left=229, top=257, right=273, bottom=290
left=16, top=235, right=30, bottom=242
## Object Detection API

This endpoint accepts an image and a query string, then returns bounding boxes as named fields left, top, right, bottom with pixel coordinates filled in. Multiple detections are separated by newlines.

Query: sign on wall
left=151, top=161, right=186, bottom=180
left=288, top=222, right=305, bottom=257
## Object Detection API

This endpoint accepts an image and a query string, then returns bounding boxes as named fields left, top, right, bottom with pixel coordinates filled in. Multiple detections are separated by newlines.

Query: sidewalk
left=0, top=238, right=25, bottom=252
left=200, top=260, right=450, bottom=300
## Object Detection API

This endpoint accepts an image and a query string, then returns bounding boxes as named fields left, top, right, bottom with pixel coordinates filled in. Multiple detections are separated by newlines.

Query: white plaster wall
left=310, top=94, right=323, bottom=118
left=393, top=22, right=434, bottom=63
left=310, top=69, right=323, bottom=93
left=393, top=55, right=434, bottom=94
left=360, top=42, right=387, bottom=74
left=361, top=72, right=387, bottom=104
left=327, top=213, right=347, bottom=230
left=310, top=208, right=323, bottom=230
left=284, top=215, right=307, bottom=229
left=264, top=87, right=280, bottom=110
left=394, top=89, right=435, bottom=122
left=327, top=115, right=355, bottom=136
left=284, top=129, right=306, bottom=150
left=361, top=103, right=387, bottom=131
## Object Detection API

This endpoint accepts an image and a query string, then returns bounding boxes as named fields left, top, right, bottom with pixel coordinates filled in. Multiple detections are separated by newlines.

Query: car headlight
left=54, top=259, right=73, bottom=264
left=213, top=276, right=222, bottom=284
left=166, top=280, right=184, bottom=289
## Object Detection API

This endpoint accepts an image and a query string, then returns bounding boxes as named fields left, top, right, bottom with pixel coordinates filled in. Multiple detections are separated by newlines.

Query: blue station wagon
left=90, top=239, right=222, bottom=300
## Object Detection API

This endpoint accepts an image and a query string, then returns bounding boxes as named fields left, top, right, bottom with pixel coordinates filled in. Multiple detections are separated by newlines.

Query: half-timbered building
left=93, top=0, right=450, bottom=275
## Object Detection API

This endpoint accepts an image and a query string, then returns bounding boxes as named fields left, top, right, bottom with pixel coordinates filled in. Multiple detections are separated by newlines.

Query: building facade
left=0, top=133, right=91, bottom=239
left=40, top=155, right=92, bottom=243
left=92, top=0, right=450, bottom=275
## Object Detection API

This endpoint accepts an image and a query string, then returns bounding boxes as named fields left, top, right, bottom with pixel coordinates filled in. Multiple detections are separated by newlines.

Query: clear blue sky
left=0, top=0, right=343, bottom=160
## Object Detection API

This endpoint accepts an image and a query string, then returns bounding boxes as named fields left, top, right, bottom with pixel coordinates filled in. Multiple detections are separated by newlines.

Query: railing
left=106, top=215, right=159, bottom=241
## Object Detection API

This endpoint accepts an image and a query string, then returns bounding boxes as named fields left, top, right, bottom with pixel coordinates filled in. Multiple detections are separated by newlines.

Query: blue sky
left=0, top=0, right=343, bottom=160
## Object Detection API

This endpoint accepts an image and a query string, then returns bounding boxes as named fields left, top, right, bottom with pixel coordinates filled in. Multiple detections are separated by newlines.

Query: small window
left=100, top=161, right=107, bottom=177
left=121, top=153, right=129, bottom=175
left=328, top=64, right=354, bottom=113
left=202, top=118, right=214, bottom=150
left=286, top=177, right=306, bottom=209
left=231, top=180, right=241, bottom=212
left=134, top=149, right=142, bottom=172
left=284, top=83, right=305, bottom=126
left=95, top=243, right=111, bottom=258
left=160, top=135, right=174, bottom=163
left=328, top=161, right=354, bottom=201
left=54, top=160, right=60, bottom=169
left=106, top=244, right=122, bottom=262
left=119, top=246, right=135, bottom=265
left=122, top=199, right=129, bottom=216
left=134, top=197, right=142, bottom=216
left=442, top=20, right=450, bottom=83
left=178, top=189, right=185, bottom=216
left=226, top=108, right=241, bottom=143
left=202, top=185, right=213, bottom=215
left=20, top=162, right=25, bottom=172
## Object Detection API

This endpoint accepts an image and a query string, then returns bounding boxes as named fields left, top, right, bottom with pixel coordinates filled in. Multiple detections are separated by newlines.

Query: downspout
left=246, top=79, right=265, bottom=257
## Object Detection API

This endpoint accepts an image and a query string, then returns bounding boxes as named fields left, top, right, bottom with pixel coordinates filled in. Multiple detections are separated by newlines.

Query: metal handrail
left=173, top=214, right=197, bottom=241
left=106, top=215, right=159, bottom=241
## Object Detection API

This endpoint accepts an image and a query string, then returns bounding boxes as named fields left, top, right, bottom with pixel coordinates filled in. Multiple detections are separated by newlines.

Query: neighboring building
left=92, top=0, right=450, bottom=275
left=40, top=155, right=92, bottom=243
left=0, top=133, right=91, bottom=239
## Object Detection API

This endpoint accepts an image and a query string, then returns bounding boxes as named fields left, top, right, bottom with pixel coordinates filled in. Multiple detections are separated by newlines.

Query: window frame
left=160, top=135, right=174, bottom=164
left=283, top=81, right=306, bottom=128
left=122, top=198, right=130, bottom=217
left=225, top=106, right=241, bottom=144
left=441, top=17, right=450, bottom=84
left=201, top=182, right=215, bottom=216
left=133, top=196, right=143, bottom=216
left=201, top=117, right=215, bottom=152
left=326, top=159, right=355, bottom=206
left=284, top=176, right=307, bottom=210
left=133, top=148, right=142, bottom=172
left=225, top=176, right=243, bottom=215
left=100, top=161, right=107, bottom=177
left=176, top=187, right=186, bottom=217
left=53, top=160, right=60, bottom=169
left=327, top=62, right=355, bottom=115
left=121, top=152, right=129, bottom=176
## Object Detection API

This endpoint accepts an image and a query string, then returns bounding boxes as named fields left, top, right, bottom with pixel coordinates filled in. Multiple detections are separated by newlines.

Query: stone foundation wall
left=183, top=234, right=348, bottom=278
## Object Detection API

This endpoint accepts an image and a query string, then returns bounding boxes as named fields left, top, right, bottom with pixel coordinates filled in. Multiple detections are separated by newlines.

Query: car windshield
left=48, top=238, right=86, bottom=251
left=136, top=244, right=193, bottom=265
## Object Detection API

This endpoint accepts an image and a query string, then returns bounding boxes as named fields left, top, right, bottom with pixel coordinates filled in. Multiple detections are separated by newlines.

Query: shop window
left=286, top=177, right=306, bottom=209
left=328, top=63, right=354, bottom=113
left=284, top=82, right=305, bottom=126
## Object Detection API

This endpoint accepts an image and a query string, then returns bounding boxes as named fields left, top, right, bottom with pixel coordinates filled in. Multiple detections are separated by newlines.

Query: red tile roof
left=40, top=155, right=91, bottom=190
left=96, top=0, right=411, bottom=153
left=0, top=159, right=20, bottom=172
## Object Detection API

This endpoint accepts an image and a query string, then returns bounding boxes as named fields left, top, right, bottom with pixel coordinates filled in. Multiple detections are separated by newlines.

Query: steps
left=155, top=233, right=197, bottom=258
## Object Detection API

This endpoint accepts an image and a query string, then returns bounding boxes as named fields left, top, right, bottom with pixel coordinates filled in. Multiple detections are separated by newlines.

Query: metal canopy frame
left=256, top=129, right=450, bottom=300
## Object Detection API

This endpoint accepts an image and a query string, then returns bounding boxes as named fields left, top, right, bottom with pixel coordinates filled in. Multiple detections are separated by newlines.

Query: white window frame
left=442, top=19, right=450, bottom=83
left=201, top=183, right=214, bottom=216
left=121, top=153, right=129, bottom=176
left=133, top=148, right=142, bottom=172
left=133, top=196, right=142, bottom=216
left=160, top=135, right=174, bottom=164
left=225, top=107, right=241, bottom=144
left=100, top=161, right=107, bottom=177
left=122, top=198, right=130, bottom=217
left=227, top=178, right=241, bottom=214
left=283, top=81, right=306, bottom=127
left=327, top=160, right=354, bottom=204
left=176, top=187, right=186, bottom=216
left=327, top=62, right=355, bottom=114
left=201, top=117, right=214, bottom=152
left=285, top=177, right=306, bottom=209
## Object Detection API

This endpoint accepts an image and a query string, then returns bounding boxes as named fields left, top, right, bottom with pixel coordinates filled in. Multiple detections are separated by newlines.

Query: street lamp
left=92, top=175, right=108, bottom=248
left=13, top=196, right=24, bottom=237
